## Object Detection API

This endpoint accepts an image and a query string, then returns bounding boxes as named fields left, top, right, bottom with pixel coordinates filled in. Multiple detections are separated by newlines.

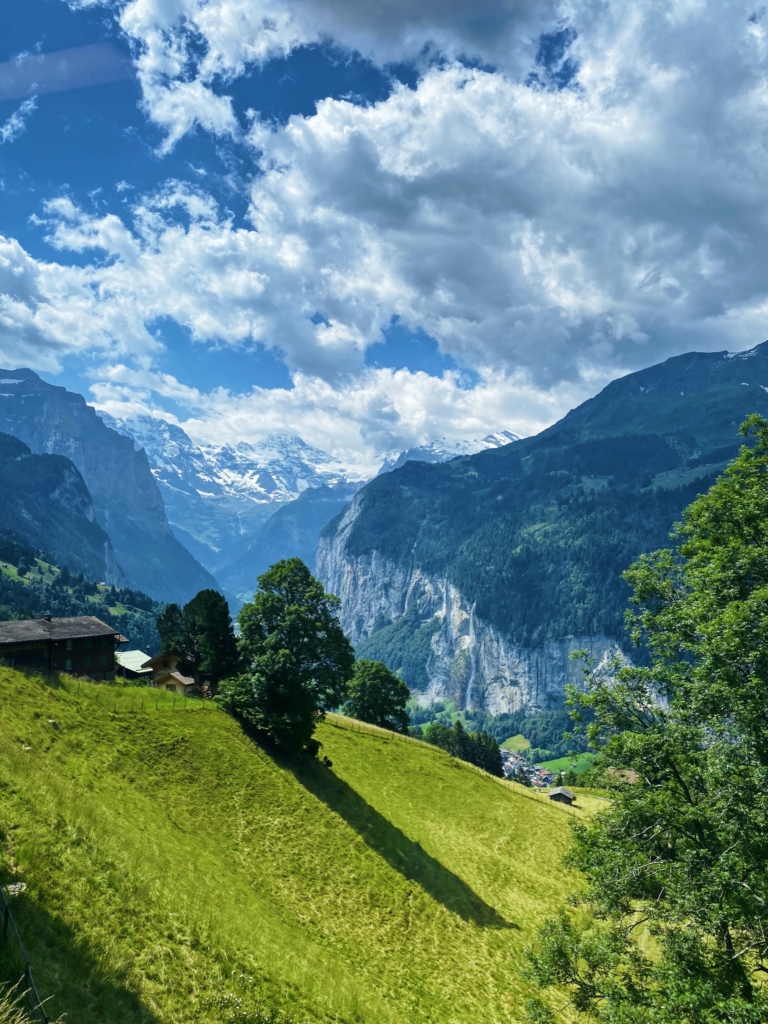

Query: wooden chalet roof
left=0, top=616, right=124, bottom=644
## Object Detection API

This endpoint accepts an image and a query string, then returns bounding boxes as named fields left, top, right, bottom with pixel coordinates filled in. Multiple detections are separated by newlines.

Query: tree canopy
left=423, top=719, right=503, bottom=777
left=524, top=415, right=768, bottom=1023
left=343, top=659, right=410, bottom=732
left=218, top=558, right=354, bottom=751
left=156, top=589, right=239, bottom=689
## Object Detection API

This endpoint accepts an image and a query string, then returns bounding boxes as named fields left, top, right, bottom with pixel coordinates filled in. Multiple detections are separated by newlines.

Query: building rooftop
left=115, top=650, right=152, bottom=673
left=0, top=616, right=124, bottom=644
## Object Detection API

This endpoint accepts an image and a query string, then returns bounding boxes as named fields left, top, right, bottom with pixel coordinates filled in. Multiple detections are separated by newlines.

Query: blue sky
left=0, top=0, right=766, bottom=472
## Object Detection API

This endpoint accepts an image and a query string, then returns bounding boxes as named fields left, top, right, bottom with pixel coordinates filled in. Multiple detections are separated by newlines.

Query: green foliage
left=157, top=590, right=239, bottom=688
left=410, top=703, right=590, bottom=761
left=0, top=666, right=590, bottom=1024
left=525, top=416, right=768, bottom=1022
left=220, top=559, right=354, bottom=750
left=355, top=611, right=440, bottom=690
left=337, top=435, right=717, bottom=654
left=343, top=660, right=410, bottom=732
left=0, top=530, right=161, bottom=652
left=422, top=719, right=504, bottom=777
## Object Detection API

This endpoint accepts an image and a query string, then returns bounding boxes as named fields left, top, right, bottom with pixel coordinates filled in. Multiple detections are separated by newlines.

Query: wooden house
left=0, top=615, right=126, bottom=680
left=141, top=653, right=197, bottom=695
left=548, top=786, right=575, bottom=805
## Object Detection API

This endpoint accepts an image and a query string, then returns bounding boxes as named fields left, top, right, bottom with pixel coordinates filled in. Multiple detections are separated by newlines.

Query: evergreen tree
left=183, top=589, right=240, bottom=689
left=156, top=603, right=185, bottom=658
left=343, top=659, right=410, bottom=732
left=524, top=416, right=768, bottom=1024
left=156, top=591, right=238, bottom=690
left=422, top=719, right=503, bottom=776
left=219, top=559, right=354, bottom=751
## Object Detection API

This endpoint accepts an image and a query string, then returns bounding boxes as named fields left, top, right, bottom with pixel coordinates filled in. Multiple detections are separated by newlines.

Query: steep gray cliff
left=0, top=370, right=219, bottom=603
left=316, top=495, right=620, bottom=712
left=0, top=431, right=122, bottom=585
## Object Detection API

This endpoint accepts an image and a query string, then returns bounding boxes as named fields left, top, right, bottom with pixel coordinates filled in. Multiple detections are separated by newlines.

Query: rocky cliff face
left=0, top=370, right=219, bottom=603
left=317, top=496, right=620, bottom=712
left=0, top=431, right=122, bottom=585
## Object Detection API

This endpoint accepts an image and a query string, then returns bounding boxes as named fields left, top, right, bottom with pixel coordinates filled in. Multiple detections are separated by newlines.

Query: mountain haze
left=0, top=431, right=122, bottom=586
left=100, top=414, right=357, bottom=581
left=0, top=371, right=218, bottom=604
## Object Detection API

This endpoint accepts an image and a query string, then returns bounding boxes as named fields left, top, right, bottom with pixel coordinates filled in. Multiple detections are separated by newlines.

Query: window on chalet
left=65, top=659, right=72, bottom=671
left=66, top=639, right=73, bottom=651
left=84, top=656, right=91, bottom=668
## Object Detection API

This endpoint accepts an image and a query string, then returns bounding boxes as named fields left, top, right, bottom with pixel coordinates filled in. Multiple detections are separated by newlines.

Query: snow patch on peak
left=378, top=429, right=520, bottom=475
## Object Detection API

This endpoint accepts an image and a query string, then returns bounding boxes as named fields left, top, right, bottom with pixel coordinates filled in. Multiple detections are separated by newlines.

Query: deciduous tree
left=343, top=659, right=410, bottom=732
left=219, top=559, right=354, bottom=751
left=524, top=416, right=768, bottom=1023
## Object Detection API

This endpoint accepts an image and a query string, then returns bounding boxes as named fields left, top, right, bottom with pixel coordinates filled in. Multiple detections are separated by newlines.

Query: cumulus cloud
left=79, top=0, right=556, bottom=144
left=6, top=0, right=768, bottom=455
left=88, top=362, right=576, bottom=475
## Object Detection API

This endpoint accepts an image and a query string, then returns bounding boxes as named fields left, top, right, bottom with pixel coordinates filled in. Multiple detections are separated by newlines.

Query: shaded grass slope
left=0, top=669, right=585, bottom=1024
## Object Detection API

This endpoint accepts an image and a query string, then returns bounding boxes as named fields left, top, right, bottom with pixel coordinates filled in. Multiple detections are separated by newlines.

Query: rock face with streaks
left=316, top=495, right=620, bottom=711
left=0, top=370, right=218, bottom=604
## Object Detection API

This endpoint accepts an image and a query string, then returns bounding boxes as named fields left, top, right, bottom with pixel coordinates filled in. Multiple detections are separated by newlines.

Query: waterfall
left=464, top=603, right=478, bottom=710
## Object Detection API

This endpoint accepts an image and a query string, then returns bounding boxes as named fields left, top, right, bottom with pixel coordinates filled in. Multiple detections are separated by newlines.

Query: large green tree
left=156, top=589, right=239, bottom=690
left=524, top=416, right=768, bottom=1024
left=218, top=558, right=354, bottom=751
left=343, top=659, right=410, bottom=732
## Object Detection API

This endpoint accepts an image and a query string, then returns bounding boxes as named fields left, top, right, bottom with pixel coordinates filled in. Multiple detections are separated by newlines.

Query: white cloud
left=84, top=0, right=556, bottom=145
left=87, top=362, right=577, bottom=476
left=5, top=0, right=768, bottom=456
left=0, top=98, right=37, bottom=145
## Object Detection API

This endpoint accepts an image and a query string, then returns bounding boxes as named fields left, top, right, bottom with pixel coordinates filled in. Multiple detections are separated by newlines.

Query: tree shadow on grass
left=0, top=892, right=158, bottom=1024
left=278, top=751, right=516, bottom=929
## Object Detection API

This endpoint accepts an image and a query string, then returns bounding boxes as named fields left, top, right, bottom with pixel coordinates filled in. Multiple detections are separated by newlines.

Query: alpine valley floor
left=0, top=669, right=600, bottom=1024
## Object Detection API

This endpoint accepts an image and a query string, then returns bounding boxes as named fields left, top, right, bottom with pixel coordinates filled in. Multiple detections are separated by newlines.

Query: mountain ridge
left=317, top=340, right=768, bottom=712
left=0, top=370, right=218, bottom=604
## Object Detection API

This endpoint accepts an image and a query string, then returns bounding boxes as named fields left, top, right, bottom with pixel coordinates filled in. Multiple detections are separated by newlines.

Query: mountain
left=378, top=430, right=519, bottom=474
left=317, top=341, right=768, bottom=714
left=215, top=482, right=360, bottom=603
left=0, top=528, right=161, bottom=653
left=0, top=371, right=219, bottom=604
left=0, top=665, right=589, bottom=1024
left=99, top=414, right=355, bottom=572
left=0, top=431, right=122, bottom=585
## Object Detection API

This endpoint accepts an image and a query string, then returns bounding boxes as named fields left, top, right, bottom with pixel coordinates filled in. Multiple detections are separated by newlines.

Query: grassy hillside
left=0, top=669, right=597, bottom=1024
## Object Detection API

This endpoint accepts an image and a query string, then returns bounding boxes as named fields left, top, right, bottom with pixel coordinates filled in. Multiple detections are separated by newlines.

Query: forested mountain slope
left=0, top=431, right=121, bottom=585
left=0, top=530, right=161, bottom=653
left=0, top=668, right=587, bottom=1024
left=0, top=370, right=218, bottom=603
left=318, top=342, right=768, bottom=713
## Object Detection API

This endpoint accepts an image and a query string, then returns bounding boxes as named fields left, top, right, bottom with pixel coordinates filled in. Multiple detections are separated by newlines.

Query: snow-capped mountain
left=378, top=430, right=520, bottom=474
left=98, top=414, right=353, bottom=566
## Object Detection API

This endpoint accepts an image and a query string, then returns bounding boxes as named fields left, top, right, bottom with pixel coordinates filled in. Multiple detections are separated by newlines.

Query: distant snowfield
left=97, top=411, right=516, bottom=588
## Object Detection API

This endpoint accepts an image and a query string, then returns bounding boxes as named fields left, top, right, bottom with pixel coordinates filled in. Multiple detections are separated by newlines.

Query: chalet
left=141, top=653, right=197, bottom=695
left=0, top=615, right=127, bottom=680
left=114, top=649, right=153, bottom=681
left=548, top=786, right=575, bottom=806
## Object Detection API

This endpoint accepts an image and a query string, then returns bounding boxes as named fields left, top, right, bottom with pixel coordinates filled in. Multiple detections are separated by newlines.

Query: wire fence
left=0, top=885, right=50, bottom=1024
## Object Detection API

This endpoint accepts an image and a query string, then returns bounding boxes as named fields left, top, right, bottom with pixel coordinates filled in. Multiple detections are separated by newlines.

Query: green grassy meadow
left=539, top=753, right=595, bottom=776
left=0, top=668, right=590, bottom=1024
left=500, top=734, right=531, bottom=752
